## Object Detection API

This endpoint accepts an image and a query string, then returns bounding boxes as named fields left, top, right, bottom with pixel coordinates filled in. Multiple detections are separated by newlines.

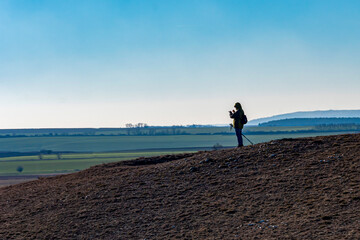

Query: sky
left=0, top=0, right=360, bottom=128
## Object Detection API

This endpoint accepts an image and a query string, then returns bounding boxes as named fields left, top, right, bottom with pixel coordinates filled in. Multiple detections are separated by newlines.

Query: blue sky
left=1, top=0, right=359, bottom=128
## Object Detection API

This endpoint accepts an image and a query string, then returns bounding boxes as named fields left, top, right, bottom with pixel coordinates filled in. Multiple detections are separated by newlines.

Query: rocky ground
left=1, top=133, right=360, bottom=239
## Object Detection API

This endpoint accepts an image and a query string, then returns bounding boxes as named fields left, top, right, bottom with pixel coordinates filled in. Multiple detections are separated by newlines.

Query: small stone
left=269, top=225, right=278, bottom=229
left=190, top=167, right=198, bottom=172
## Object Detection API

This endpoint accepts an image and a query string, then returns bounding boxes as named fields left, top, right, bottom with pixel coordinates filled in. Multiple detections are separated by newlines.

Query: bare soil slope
left=1, top=134, right=360, bottom=239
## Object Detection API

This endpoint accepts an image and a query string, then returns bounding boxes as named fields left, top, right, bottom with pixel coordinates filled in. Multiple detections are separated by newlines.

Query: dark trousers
left=235, top=128, right=243, bottom=147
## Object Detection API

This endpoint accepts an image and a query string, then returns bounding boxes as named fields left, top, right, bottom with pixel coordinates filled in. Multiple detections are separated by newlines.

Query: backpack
left=241, top=114, right=248, bottom=125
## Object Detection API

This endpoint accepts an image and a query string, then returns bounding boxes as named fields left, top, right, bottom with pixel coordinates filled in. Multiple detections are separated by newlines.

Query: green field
left=0, top=151, right=193, bottom=176
left=0, top=135, right=233, bottom=152
left=0, top=130, right=357, bottom=176
left=0, top=128, right=344, bottom=153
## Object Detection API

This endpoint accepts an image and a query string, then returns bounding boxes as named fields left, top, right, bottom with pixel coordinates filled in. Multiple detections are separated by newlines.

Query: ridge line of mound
left=118, top=152, right=196, bottom=166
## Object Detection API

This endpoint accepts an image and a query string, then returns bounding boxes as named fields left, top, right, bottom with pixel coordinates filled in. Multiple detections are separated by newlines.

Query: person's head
left=234, top=102, right=242, bottom=110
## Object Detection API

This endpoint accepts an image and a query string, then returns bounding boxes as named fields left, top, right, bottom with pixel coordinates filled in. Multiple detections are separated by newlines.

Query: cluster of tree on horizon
left=1, top=118, right=360, bottom=138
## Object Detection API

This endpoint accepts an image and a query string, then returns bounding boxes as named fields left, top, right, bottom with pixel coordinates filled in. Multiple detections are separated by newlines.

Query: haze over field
left=1, top=0, right=359, bottom=128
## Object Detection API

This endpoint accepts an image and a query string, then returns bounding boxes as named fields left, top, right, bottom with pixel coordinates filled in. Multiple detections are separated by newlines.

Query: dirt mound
left=1, top=134, right=360, bottom=239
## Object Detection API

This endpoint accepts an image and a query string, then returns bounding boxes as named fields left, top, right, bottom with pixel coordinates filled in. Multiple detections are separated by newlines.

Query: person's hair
left=234, top=102, right=242, bottom=110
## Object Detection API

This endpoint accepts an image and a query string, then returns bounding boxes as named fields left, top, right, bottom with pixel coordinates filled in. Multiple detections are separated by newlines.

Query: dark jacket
left=230, top=109, right=244, bottom=129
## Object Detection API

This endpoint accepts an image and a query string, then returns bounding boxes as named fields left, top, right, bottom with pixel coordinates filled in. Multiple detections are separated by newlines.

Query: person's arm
left=229, top=110, right=239, bottom=119
left=229, top=111, right=234, bottom=118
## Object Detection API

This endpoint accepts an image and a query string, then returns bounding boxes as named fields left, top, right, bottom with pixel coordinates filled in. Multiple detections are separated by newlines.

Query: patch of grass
left=0, top=151, right=195, bottom=175
left=0, top=135, right=231, bottom=152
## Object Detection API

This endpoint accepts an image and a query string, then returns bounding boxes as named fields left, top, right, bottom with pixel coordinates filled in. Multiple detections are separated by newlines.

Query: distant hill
left=248, top=110, right=360, bottom=125
left=259, top=117, right=360, bottom=127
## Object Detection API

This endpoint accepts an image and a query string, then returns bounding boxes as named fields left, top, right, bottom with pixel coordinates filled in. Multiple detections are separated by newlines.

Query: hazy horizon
left=1, top=0, right=359, bottom=128
left=1, top=109, right=360, bottom=130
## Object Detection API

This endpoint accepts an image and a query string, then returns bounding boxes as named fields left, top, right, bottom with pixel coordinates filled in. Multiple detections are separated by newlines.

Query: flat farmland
left=0, top=130, right=355, bottom=153
left=0, top=151, right=193, bottom=176
left=0, top=130, right=347, bottom=153
left=0, top=130, right=357, bottom=186
left=0, top=135, right=230, bottom=152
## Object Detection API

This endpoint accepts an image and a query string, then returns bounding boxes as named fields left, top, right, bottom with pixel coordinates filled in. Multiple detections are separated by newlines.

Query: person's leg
left=235, top=128, right=243, bottom=147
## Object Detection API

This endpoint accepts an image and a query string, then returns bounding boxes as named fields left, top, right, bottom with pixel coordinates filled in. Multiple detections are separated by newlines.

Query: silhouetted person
left=229, top=102, right=245, bottom=147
